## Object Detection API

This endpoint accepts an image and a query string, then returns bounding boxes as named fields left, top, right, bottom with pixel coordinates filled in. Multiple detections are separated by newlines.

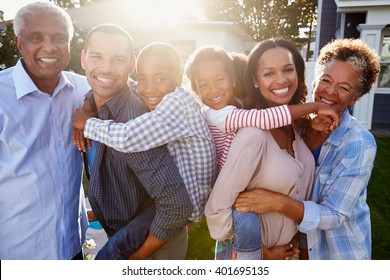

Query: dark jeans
left=95, top=203, right=156, bottom=260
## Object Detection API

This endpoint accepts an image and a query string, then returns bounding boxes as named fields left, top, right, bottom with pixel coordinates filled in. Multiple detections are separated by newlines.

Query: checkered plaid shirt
left=298, top=110, right=376, bottom=259
left=85, top=87, right=216, bottom=222
left=87, top=87, right=192, bottom=240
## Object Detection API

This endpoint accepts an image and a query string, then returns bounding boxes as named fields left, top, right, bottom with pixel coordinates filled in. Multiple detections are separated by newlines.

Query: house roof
left=335, top=0, right=390, bottom=8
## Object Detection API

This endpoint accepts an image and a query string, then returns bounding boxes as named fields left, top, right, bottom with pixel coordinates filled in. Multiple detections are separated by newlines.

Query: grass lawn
left=186, top=135, right=390, bottom=260
left=367, top=135, right=390, bottom=260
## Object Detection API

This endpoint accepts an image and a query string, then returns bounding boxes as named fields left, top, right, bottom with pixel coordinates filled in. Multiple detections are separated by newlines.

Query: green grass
left=367, top=135, right=390, bottom=260
left=186, top=219, right=215, bottom=260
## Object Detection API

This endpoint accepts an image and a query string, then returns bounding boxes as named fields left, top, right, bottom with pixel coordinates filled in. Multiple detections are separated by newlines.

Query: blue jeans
left=215, top=209, right=262, bottom=260
left=95, top=203, right=156, bottom=260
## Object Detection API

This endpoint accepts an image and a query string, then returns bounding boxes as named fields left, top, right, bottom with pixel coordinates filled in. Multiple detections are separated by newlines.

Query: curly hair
left=230, top=52, right=248, bottom=100
left=244, top=38, right=308, bottom=110
left=316, top=38, right=380, bottom=97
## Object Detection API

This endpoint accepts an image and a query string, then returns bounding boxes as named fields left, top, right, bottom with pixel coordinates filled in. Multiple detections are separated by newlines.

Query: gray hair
left=315, top=38, right=380, bottom=97
left=13, top=1, right=74, bottom=40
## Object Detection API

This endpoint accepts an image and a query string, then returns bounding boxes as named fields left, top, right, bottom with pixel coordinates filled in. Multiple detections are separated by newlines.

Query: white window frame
left=377, top=26, right=390, bottom=92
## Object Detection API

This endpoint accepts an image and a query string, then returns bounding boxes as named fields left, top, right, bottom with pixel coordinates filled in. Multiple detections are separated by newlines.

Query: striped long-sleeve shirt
left=203, top=105, right=292, bottom=174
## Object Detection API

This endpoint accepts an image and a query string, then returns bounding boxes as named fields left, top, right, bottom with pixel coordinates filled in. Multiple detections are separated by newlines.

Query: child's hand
left=310, top=115, right=335, bottom=133
left=72, top=107, right=95, bottom=152
left=82, top=98, right=95, bottom=115
left=311, top=104, right=339, bottom=132
left=72, top=128, right=91, bottom=152
left=72, top=108, right=91, bottom=131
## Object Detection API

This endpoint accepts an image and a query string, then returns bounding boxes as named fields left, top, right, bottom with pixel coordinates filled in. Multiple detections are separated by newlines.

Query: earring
left=254, top=84, right=258, bottom=88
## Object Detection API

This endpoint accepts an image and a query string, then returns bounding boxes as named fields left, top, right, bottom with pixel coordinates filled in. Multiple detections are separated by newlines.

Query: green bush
left=0, top=22, right=19, bottom=69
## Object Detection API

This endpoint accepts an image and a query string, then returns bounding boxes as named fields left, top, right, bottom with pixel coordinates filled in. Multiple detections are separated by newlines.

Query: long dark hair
left=244, top=38, right=309, bottom=135
left=244, top=38, right=308, bottom=110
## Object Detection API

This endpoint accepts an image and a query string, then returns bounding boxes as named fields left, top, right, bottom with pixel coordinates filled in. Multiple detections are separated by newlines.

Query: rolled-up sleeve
left=298, top=201, right=321, bottom=232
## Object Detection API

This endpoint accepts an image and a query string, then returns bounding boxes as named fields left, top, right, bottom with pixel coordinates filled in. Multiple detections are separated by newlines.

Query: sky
left=0, top=0, right=203, bottom=21
left=1, top=0, right=51, bottom=20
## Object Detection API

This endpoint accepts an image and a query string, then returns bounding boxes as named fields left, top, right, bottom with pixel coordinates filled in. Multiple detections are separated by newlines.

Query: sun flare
left=122, top=0, right=204, bottom=27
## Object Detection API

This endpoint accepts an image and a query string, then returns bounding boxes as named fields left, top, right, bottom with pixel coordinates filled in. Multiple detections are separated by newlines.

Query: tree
left=196, top=0, right=317, bottom=47
left=49, top=0, right=93, bottom=8
left=0, top=22, right=19, bottom=70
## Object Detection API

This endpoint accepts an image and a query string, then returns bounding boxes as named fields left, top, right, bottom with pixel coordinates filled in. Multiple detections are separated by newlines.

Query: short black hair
left=136, top=42, right=181, bottom=78
left=84, top=23, right=134, bottom=55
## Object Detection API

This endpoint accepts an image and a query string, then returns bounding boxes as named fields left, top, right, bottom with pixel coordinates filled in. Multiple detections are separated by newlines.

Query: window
left=378, top=27, right=390, bottom=88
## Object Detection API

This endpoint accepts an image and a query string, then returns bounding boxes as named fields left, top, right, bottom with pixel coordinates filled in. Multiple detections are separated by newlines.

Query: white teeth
left=96, top=76, right=114, bottom=84
left=320, top=97, right=336, bottom=105
left=210, top=96, right=223, bottom=102
left=40, top=58, right=58, bottom=64
left=272, top=87, right=289, bottom=95
left=147, top=97, right=159, bottom=103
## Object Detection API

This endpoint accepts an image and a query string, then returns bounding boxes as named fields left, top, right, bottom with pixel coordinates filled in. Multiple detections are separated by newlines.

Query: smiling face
left=313, top=60, right=360, bottom=116
left=81, top=31, right=135, bottom=106
left=137, top=55, right=181, bottom=111
left=15, top=11, right=71, bottom=93
left=192, top=58, right=236, bottom=110
left=254, top=47, right=298, bottom=107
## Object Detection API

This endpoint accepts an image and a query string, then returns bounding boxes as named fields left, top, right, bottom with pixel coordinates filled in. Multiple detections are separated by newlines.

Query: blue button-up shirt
left=0, top=59, right=90, bottom=259
left=298, top=110, right=376, bottom=259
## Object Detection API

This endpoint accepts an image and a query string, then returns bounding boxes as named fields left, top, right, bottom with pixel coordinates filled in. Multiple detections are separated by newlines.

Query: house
left=66, top=1, right=256, bottom=67
left=315, top=0, right=390, bottom=130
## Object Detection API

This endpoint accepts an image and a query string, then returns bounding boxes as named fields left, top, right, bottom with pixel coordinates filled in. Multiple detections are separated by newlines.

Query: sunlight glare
left=123, top=0, right=205, bottom=27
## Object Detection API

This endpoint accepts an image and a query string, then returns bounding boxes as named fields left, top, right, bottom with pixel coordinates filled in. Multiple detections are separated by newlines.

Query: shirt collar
left=12, top=58, right=73, bottom=99
left=325, top=109, right=352, bottom=147
left=98, top=86, right=130, bottom=120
